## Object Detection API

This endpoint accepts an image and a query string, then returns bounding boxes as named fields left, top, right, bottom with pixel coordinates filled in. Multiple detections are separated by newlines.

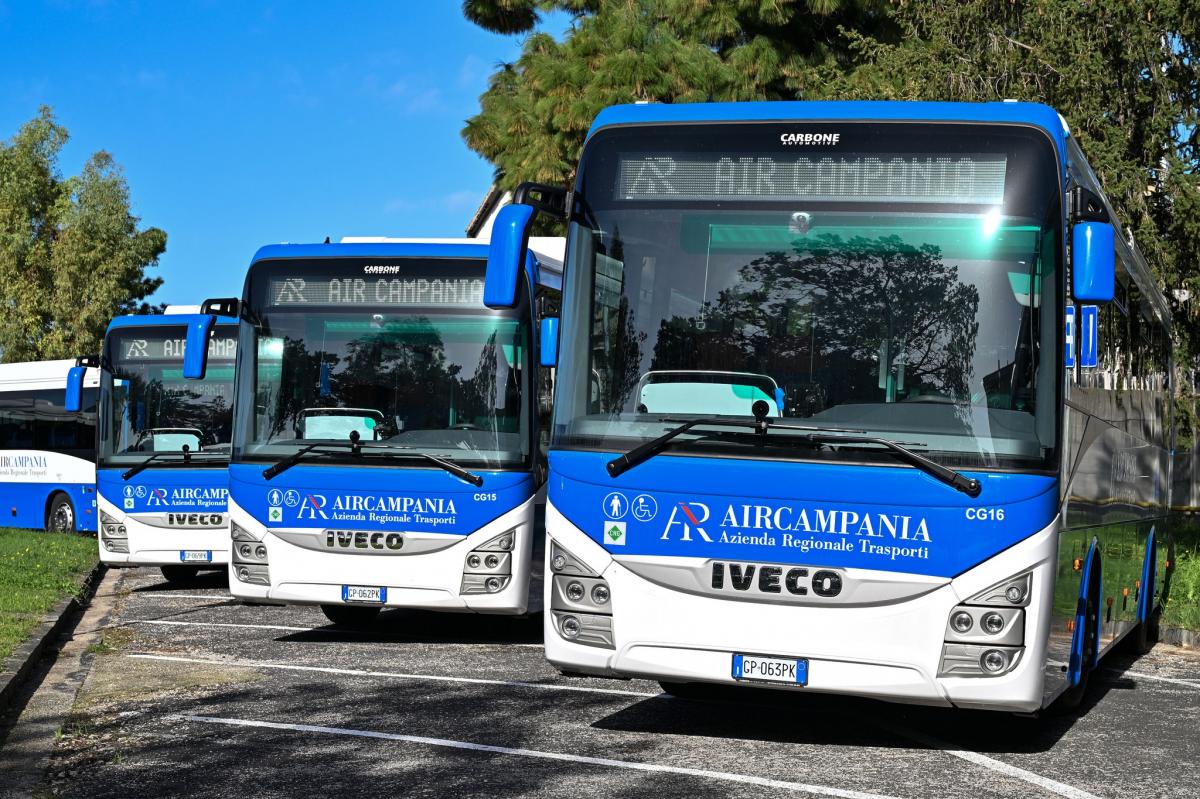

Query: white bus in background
left=0, top=359, right=100, bottom=532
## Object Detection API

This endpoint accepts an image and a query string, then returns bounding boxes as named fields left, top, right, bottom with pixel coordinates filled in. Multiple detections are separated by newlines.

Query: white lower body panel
left=98, top=497, right=229, bottom=567
left=226, top=496, right=541, bottom=615
left=544, top=501, right=1059, bottom=712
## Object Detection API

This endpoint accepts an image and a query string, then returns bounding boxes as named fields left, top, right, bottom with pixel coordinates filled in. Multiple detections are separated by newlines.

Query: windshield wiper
left=121, top=445, right=201, bottom=480
left=262, top=433, right=484, bottom=487
left=606, top=402, right=980, bottom=497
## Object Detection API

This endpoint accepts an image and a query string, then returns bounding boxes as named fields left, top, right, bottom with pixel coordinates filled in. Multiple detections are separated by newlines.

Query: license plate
left=180, top=550, right=212, bottom=563
left=732, top=653, right=808, bottom=686
left=342, top=585, right=387, bottom=604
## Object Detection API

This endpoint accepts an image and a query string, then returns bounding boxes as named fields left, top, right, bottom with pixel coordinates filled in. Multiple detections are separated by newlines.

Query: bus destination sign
left=617, top=153, right=1008, bottom=205
left=268, top=276, right=485, bottom=308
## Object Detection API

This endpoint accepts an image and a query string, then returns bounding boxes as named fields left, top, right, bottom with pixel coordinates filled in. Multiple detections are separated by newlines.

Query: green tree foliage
left=461, top=1, right=1200, bottom=337
left=0, top=107, right=166, bottom=362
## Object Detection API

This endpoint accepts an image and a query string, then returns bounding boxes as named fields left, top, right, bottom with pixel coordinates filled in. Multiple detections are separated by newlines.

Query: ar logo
left=146, top=488, right=170, bottom=508
left=275, top=278, right=308, bottom=304
left=125, top=339, right=149, bottom=358
left=661, top=502, right=714, bottom=542
left=603, top=521, right=626, bottom=546
left=297, top=494, right=329, bottom=520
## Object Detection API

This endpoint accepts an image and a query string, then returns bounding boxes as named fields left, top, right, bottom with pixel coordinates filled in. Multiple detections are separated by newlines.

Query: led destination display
left=268, top=276, right=486, bottom=308
left=617, top=153, right=1008, bottom=204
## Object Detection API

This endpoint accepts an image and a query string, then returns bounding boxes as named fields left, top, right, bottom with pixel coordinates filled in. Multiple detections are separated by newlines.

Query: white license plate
left=342, top=585, right=387, bottom=604
left=732, top=653, right=808, bottom=686
left=180, top=550, right=212, bottom=563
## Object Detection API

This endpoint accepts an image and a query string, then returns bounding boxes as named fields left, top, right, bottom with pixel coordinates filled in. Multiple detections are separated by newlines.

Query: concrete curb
left=0, top=560, right=107, bottom=713
left=1161, top=626, right=1199, bottom=649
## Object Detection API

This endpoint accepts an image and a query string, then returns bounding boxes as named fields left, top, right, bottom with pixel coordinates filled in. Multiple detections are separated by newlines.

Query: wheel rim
left=50, top=502, right=73, bottom=532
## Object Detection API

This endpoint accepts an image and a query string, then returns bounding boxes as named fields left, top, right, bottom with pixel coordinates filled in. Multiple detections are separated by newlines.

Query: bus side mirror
left=1072, top=221, right=1115, bottom=302
left=540, top=316, right=559, bottom=367
left=201, top=297, right=240, bottom=317
left=65, top=355, right=98, bottom=412
left=183, top=315, right=216, bottom=380
left=485, top=204, right=535, bottom=309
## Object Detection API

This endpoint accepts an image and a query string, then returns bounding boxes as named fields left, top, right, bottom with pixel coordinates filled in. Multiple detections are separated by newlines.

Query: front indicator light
left=951, top=611, right=973, bottom=633
left=981, top=649, right=1007, bottom=673
left=982, top=612, right=1005, bottom=635
left=1005, top=585, right=1024, bottom=603
left=551, top=553, right=567, bottom=571
left=560, top=615, right=581, bottom=639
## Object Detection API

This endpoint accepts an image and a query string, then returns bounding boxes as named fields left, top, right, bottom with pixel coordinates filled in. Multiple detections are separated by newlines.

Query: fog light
left=485, top=576, right=502, bottom=592
left=566, top=581, right=585, bottom=602
left=951, top=611, right=973, bottom=633
left=551, top=553, right=566, bottom=571
left=104, top=540, right=114, bottom=551
left=237, top=566, right=250, bottom=582
left=981, top=649, right=1007, bottom=673
left=467, top=554, right=481, bottom=569
left=484, top=554, right=500, bottom=569
left=982, top=612, right=1005, bottom=635
left=255, top=545, right=267, bottom=559
left=1005, top=585, right=1024, bottom=603
left=560, top=615, right=581, bottom=639
left=591, top=584, right=610, bottom=604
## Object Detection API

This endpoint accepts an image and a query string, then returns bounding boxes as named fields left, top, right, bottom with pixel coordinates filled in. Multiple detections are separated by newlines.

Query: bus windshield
left=555, top=122, right=1061, bottom=470
left=234, top=257, right=531, bottom=470
left=99, top=325, right=237, bottom=467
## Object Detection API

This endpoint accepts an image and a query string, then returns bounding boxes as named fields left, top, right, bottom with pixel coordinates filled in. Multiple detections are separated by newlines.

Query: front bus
left=80, top=313, right=237, bottom=581
left=220, top=242, right=558, bottom=626
left=491, top=101, right=1168, bottom=713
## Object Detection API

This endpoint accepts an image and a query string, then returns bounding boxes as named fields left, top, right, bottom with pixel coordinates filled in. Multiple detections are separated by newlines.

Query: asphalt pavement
left=15, top=566, right=1200, bottom=799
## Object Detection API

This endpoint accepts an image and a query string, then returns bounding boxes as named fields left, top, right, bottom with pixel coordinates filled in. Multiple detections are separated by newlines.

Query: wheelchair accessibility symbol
left=631, top=494, right=657, bottom=523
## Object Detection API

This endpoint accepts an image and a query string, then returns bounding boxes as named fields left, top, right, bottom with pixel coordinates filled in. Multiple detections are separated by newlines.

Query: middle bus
left=207, top=239, right=560, bottom=624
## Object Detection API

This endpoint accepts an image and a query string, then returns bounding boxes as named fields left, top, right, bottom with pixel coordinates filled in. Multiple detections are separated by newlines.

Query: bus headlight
left=951, top=611, right=973, bottom=633
left=981, top=612, right=1005, bottom=635
left=231, top=522, right=268, bottom=565
left=548, top=541, right=613, bottom=647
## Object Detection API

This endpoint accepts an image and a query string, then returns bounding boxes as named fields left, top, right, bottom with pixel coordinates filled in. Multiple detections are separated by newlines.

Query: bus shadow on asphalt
left=592, top=671, right=1132, bottom=754
left=275, top=608, right=545, bottom=646
left=130, top=569, right=230, bottom=593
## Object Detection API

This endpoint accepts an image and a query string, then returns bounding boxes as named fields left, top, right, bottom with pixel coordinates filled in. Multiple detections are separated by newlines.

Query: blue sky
left=0, top=2, right=566, bottom=306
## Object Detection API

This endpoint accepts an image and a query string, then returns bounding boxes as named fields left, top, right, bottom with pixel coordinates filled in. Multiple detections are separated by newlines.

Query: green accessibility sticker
left=604, top=521, right=626, bottom=546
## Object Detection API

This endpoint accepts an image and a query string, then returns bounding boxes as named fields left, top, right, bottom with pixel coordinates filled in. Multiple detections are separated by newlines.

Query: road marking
left=885, top=725, right=1104, bottom=799
left=181, top=714, right=908, bottom=799
left=122, top=618, right=543, bottom=647
left=129, top=653, right=657, bottom=697
left=127, top=619, right=311, bottom=632
left=129, top=594, right=234, bottom=601
left=1103, top=668, right=1200, bottom=689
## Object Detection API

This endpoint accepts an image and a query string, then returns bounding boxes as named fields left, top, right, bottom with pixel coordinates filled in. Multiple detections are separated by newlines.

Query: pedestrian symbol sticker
left=602, top=492, right=628, bottom=519
left=604, top=521, right=626, bottom=546
left=268, top=488, right=284, bottom=507
left=631, top=494, right=657, bottom=522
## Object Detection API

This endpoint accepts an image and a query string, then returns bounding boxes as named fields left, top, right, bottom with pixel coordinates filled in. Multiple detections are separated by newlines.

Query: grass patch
left=1165, top=519, right=1200, bottom=631
left=0, top=528, right=98, bottom=662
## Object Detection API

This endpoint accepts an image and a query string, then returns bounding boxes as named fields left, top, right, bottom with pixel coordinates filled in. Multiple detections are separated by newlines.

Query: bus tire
left=658, top=681, right=721, bottom=701
left=1057, top=571, right=1100, bottom=713
left=1134, top=606, right=1160, bottom=655
left=46, top=493, right=75, bottom=533
left=161, top=565, right=201, bottom=583
left=321, top=604, right=380, bottom=628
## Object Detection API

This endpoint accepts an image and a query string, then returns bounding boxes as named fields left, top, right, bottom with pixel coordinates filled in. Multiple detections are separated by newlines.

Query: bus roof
left=588, top=100, right=1069, bottom=157
left=0, top=358, right=100, bottom=389
left=106, top=313, right=238, bottom=332
left=247, top=238, right=564, bottom=291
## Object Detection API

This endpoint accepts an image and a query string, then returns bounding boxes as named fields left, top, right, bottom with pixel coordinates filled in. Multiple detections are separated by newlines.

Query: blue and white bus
left=484, top=101, right=1173, bottom=712
left=68, top=309, right=238, bottom=581
left=198, top=239, right=560, bottom=625
left=0, top=359, right=99, bottom=532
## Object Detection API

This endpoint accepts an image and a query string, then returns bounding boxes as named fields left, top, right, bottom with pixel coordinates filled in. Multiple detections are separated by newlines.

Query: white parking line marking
left=127, top=619, right=311, bottom=632
left=886, top=725, right=1104, bottom=799
left=130, top=653, right=656, bottom=697
left=181, top=714, right=908, bottom=799
left=121, top=618, right=543, bottom=647
left=129, top=594, right=234, bottom=601
left=1103, top=668, right=1200, bottom=689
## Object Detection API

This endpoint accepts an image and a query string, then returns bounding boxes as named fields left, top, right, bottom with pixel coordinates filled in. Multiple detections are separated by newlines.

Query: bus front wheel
left=321, top=604, right=381, bottom=628
left=46, top=493, right=75, bottom=533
